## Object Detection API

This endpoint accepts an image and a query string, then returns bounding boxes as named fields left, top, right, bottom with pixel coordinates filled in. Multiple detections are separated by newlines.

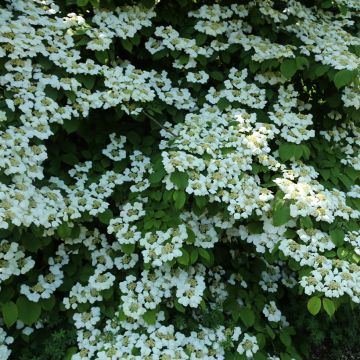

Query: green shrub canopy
left=0, top=0, right=359, bottom=359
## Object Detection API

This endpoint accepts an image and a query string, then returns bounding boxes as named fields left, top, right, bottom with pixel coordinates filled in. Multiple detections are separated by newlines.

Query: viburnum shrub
left=0, top=0, right=359, bottom=359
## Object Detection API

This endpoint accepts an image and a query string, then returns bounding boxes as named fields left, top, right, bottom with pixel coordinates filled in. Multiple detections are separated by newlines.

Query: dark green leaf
left=307, top=296, right=321, bottom=316
left=280, top=59, right=297, bottom=79
left=16, top=296, right=41, bottom=326
left=2, top=301, right=17, bottom=327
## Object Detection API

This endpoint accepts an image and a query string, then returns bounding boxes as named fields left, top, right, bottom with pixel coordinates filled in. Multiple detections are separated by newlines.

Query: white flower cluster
left=206, top=68, right=267, bottom=109
left=0, top=0, right=360, bottom=358
left=0, top=327, right=13, bottom=360
left=320, top=122, right=360, bottom=170
left=160, top=105, right=275, bottom=220
left=274, top=176, right=359, bottom=223
left=284, top=0, right=360, bottom=70
left=268, top=85, right=315, bottom=144
left=0, top=240, right=34, bottom=288
left=342, top=83, right=360, bottom=110
left=20, top=244, right=69, bottom=302
left=88, top=5, right=155, bottom=51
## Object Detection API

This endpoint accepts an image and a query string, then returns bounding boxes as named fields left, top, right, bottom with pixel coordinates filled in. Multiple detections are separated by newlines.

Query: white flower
left=237, top=334, right=259, bottom=358
left=263, top=301, right=282, bottom=322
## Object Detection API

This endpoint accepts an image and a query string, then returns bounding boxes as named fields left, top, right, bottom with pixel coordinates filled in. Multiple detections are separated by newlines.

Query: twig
left=143, top=111, right=177, bottom=137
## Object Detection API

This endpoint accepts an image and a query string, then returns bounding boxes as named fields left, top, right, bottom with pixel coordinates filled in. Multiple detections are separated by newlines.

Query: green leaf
left=63, top=119, right=80, bottom=134
left=278, top=142, right=295, bottom=162
left=338, top=174, right=352, bottom=190
left=217, top=98, right=230, bottom=111
left=210, top=71, right=224, bottom=81
left=239, top=307, right=255, bottom=327
left=22, top=234, right=41, bottom=253
left=195, top=33, right=207, bottom=46
left=266, top=324, right=275, bottom=339
left=190, top=249, right=198, bottom=264
left=330, top=229, right=345, bottom=246
left=78, top=75, right=96, bottom=90
left=256, top=333, right=266, bottom=350
left=333, top=69, right=357, bottom=89
left=173, top=190, right=186, bottom=209
left=254, top=352, right=268, bottom=360
left=307, top=296, right=321, bottom=316
left=95, top=50, right=109, bottom=64
left=315, top=64, right=330, bottom=77
left=77, top=0, right=88, bottom=5
left=174, top=299, right=186, bottom=313
left=149, top=158, right=166, bottom=184
left=2, top=301, right=18, bottom=327
left=143, top=309, right=157, bottom=325
left=280, top=331, right=291, bottom=347
left=195, top=196, right=208, bottom=208
left=121, top=243, right=135, bottom=255
left=39, top=296, right=56, bottom=311
left=121, top=39, right=133, bottom=53
left=177, top=248, right=190, bottom=265
left=170, top=171, right=189, bottom=189
left=280, top=59, right=297, bottom=79
left=64, top=347, right=77, bottom=360
left=57, top=223, right=72, bottom=238
left=295, top=56, right=309, bottom=70
left=322, top=298, right=335, bottom=317
left=16, top=296, right=41, bottom=326
left=198, top=248, right=210, bottom=262
left=142, top=0, right=155, bottom=8
left=98, top=209, right=113, bottom=224
left=273, top=205, right=291, bottom=226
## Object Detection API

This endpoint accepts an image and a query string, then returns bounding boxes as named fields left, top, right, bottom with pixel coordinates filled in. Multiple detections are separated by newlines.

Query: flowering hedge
left=0, top=0, right=360, bottom=359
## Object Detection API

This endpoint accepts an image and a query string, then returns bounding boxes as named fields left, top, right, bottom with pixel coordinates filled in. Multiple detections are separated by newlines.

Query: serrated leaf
left=121, top=243, right=135, bottom=255
left=143, top=309, right=157, bottom=325
left=239, top=307, right=255, bottom=327
left=170, top=171, right=189, bottom=189
left=98, top=209, right=113, bottom=224
left=278, top=142, right=295, bottom=162
left=195, top=196, right=208, bottom=208
left=210, top=71, right=224, bottom=81
left=198, top=248, right=211, bottom=262
left=121, top=39, right=133, bottom=53
left=16, top=296, right=41, bottom=326
left=95, top=50, right=109, bottom=64
left=177, top=248, right=190, bottom=265
left=322, top=298, right=335, bottom=317
left=307, top=296, right=321, bottom=316
left=39, top=296, right=56, bottom=311
left=2, top=301, right=17, bottom=327
left=195, top=33, right=207, bottom=46
left=217, top=98, right=230, bottom=111
left=333, top=69, right=357, bottom=89
left=142, top=0, right=155, bottom=8
left=173, top=190, right=186, bottom=209
left=280, top=332, right=291, bottom=347
left=77, top=0, right=88, bottom=5
left=280, top=59, right=297, bottom=79
left=295, top=56, right=309, bottom=70
left=63, top=119, right=80, bottom=134
left=273, top=205, right=291, bottom=226
left=190, top=249, right=198, bottom=264
left=330, top=229, right=345, bottom=246
left=57, top=223, right=72, bottom=238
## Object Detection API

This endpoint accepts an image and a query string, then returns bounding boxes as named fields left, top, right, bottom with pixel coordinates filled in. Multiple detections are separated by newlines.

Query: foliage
left=16, top=328, right=77, bottom=360
left=0, top=0, right=359, bottom=359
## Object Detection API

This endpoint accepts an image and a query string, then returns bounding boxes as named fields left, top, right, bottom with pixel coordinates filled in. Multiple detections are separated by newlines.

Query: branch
left=143, top=111, right=177, bottom=138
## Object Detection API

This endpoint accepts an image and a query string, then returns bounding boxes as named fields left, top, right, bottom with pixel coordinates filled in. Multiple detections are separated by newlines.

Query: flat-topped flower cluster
left=0, top=0, right=359, bottom=359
